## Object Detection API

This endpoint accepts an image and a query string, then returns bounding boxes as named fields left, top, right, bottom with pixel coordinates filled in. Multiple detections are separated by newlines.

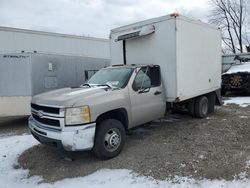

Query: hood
left=32, top=86, right=110, bottom=107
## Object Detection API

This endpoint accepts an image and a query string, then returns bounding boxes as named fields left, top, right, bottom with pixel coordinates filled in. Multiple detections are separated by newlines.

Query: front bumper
left=29, top=117, right=96, bottom=151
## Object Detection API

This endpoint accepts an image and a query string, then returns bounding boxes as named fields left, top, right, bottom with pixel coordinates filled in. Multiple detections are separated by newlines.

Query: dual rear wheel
left=191, top=94, right=215, bottom=118
left=194, top=96, right=209, bottom=118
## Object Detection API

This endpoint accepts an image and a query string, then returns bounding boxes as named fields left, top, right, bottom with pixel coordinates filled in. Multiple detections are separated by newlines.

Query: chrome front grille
left=31, top=103, right=65, bottom=130
left=31, top=103, right=60, bottom=114
left=32, top=113, right=60, bottom=127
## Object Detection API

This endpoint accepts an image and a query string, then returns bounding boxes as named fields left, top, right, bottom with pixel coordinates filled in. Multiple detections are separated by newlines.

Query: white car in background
left=222, top=62, right=250, bottom=95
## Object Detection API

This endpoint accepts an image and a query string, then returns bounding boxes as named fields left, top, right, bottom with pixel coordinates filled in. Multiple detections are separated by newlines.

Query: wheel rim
left=104, top=128, right=121, bottom=152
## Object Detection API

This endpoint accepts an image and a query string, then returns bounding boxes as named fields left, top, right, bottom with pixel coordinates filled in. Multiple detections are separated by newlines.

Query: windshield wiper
left=96, top=84, right=113, bottom=89
left=80, top=83, right=92, bottom=88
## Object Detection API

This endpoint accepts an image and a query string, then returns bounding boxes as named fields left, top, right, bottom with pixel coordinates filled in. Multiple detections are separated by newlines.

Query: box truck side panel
left=176, top=18, right=221, bottom=101
left=110, top=18, right=178, bottom=101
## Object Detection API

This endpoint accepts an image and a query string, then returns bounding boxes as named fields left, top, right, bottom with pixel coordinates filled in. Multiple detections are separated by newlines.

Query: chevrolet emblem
left=37, top=111, right=44, bottom=118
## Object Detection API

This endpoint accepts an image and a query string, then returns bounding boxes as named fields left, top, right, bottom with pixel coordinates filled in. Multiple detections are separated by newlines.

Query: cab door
left=129, top=66, right=165, bottom=127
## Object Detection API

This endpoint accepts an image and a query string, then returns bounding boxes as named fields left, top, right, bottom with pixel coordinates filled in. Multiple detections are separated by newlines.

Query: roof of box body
left=109, top=64, right=158, bottom=69
left=110, top=14, right=219, bottom=34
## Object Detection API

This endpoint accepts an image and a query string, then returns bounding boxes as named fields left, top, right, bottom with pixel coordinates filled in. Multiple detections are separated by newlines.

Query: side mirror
left=138, top=87, right=150, bottom=94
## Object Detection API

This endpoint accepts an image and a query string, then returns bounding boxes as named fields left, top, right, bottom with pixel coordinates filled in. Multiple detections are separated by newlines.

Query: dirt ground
left=0, top=116, right=29, bottom=136
left=1, top=104, right=250, bottom=183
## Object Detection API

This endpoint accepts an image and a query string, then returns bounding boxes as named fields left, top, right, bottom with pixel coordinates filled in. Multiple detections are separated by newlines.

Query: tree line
left=209, top=0, right=250, bottom=54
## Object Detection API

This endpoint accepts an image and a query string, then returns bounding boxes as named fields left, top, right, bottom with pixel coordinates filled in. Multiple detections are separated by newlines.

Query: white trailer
left=0, top=27, right=110, bottom=117
left=0, top=26, right=109, bottom=59
left=110, top=14, right=221, bottom=103
left=0, top=52, right=109, bottom=117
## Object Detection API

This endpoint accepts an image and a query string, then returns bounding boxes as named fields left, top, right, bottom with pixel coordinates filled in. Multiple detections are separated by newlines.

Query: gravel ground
left=0, top=116, right=29, bottom=136
left=1, top=105, right=250, bottom=183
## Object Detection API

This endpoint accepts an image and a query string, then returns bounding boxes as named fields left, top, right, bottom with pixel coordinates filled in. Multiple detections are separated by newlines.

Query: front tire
left=93, top=119, right=126, bottom=160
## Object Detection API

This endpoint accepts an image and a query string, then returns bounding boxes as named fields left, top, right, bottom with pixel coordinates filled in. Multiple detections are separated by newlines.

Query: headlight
left=65, top=106, right=91, bottom=125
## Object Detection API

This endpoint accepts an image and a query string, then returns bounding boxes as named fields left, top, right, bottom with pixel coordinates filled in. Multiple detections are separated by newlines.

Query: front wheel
left=93, top=119, right=126, bottom=160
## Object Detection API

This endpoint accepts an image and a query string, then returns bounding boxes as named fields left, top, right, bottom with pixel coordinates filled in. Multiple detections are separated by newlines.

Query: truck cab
left=29, top=64, right=166, bottom=159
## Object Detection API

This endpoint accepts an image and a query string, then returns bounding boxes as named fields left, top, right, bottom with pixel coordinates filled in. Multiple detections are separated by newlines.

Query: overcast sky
left=0, top=0, right=211, bottom=38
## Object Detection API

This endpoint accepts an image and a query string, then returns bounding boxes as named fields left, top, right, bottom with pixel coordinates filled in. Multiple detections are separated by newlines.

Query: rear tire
left=194, top=96, right=209, bottom=118
left=93, top=119, right=126, bottom=160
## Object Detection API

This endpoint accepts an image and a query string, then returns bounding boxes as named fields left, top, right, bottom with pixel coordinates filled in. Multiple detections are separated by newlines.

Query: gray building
left=0, top=27, right=110, bottom=116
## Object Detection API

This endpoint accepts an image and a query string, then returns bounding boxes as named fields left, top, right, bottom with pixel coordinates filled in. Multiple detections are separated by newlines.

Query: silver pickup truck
left=29, top=65, right=166, bottom=159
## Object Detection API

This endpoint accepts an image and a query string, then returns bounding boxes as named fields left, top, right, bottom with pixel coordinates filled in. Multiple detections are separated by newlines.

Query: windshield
left=87, top=68, right=134, bottom=88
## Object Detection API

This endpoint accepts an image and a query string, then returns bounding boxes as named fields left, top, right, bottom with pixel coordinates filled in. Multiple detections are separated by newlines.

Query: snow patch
left=225, top=62, right=250, bottom=74
left=180, top=163, right=186, bottom=168
left=1, top=134, right=250, bottom=188
left=199, top=155, right=205, bottom=159
left=239, top=116, right=248, bottom=119
left=224, top=97, right=250, bottom=107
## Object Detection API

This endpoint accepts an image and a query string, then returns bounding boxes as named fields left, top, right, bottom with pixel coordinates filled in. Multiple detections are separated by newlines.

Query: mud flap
left=215, top=89, right=223, bottom=105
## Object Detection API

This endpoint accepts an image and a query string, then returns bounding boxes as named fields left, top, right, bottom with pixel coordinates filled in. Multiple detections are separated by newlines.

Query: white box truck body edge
left=110, top=15, right=221, bottom=102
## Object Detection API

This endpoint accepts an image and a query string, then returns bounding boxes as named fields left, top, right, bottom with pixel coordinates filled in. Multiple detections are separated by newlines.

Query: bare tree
left=209, top=0, right=249, bottom=54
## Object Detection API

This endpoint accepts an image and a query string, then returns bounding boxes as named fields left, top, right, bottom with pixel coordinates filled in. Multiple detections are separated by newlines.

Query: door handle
left=154, top=91, right=162, bottom=95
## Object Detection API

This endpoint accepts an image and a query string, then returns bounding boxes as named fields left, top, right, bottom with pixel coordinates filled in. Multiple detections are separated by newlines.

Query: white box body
left=110, top=15, right=221, bottom=102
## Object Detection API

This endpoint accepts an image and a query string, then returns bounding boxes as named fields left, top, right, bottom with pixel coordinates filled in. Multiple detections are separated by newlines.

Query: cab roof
left=107, top=64, right=159, bottom=69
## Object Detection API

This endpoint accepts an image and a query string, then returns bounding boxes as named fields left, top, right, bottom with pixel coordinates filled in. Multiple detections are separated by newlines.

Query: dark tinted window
left=84, top=70, right=98, bottom=81
left=133, top=66, right=161, bottom=91
left=150, top=66, right=161, bottom=87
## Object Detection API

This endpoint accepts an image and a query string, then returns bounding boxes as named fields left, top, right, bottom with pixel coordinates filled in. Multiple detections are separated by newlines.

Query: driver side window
left=132, top=67, right=151, bottom=91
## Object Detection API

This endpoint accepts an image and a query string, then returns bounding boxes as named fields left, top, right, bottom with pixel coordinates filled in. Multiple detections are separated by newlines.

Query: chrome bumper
left=28, top=117, right=96, bottom=151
